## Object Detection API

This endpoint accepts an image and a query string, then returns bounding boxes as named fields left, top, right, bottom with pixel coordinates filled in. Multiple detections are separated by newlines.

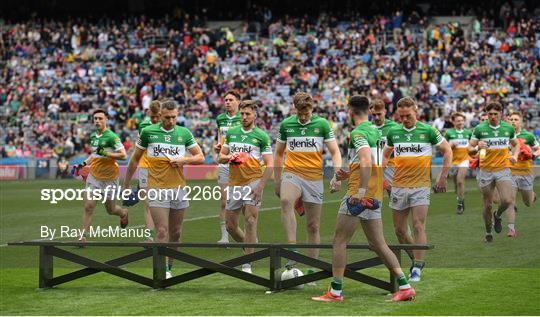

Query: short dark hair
left=92, top=109, right=108, bottom=118
left=485, top=101, right=502, bottom=112
left=160, top=99, right=178, bottom=111
left=239, top=100, right=258, bottom=111
left=293, top=92, right=315, bottom=110
left=224, top=90, right=241, bottom=100
left=348, top=95, right=370, bottom=115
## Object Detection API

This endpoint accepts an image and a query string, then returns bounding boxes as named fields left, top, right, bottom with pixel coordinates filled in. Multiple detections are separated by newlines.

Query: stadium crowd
left=1, top=1, right=539, bottom=161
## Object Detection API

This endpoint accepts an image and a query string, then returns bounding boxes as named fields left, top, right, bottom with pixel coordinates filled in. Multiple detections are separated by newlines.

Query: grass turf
left=1, top=179, right=539, bottom=315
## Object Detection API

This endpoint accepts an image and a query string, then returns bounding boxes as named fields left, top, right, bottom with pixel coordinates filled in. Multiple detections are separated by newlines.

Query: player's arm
left=218, top=144, right=232, bottom=163
left=350, top=146, right=372, bottom=203
left=382, top=146, right=393, bottom=168
left=508, top=138, right=520, bottom=164
left=184, top=145, right=205, bottom=165
left=273, top=141, right=286, bottom=197
left=434, top=139, right=452, bottom=192
left=251, top=153, right=274, bottom=203
left=326, top=139, right=342, bottom=175
left=212, top=133, right=222, bottom=164
left=122, top=147, right=144, bottom=190
left=103, top=147, right=127, bottom=160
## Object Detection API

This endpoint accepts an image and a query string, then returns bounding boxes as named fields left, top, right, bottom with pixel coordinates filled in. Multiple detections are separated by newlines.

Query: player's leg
left=81, top=195, right=97, bottom=242
left=456, top=167, right=467, bottom=214
left=409, top=204, right=428, bottom=281
left=279, top=180, right=302, bottom=245
left=304, top=202, right=322, bottom=260
left=494, top=178, right=515, bottom=236
left=312, top=212, right=358, bottom=301
left=360, top=218, right=415, bottom=301
left=139, top=168, right=155, bottom=240
left=241, top=204, right=259, bottom=274
left=516, top=175, right=536, bottom=207
left=519, top=189, right=536, bottom=207
left=218, top=181, right=229, bottom=243
left=479, top=181, right=495, bottom=241
left=166, top=208, right=185, bottom=276
left=225, top=209, right=244, bottom=243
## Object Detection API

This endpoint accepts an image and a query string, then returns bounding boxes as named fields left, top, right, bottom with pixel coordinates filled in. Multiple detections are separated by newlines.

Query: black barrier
left=8, top=241, right=433, bottom=292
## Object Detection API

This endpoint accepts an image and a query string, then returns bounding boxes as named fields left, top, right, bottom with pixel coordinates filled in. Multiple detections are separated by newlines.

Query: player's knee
left=306, top=221, right=319, bottom=235
left=225, top=219, right=237, bottom=233
left=245, top=215, right=257, bottom=227
left=394, top=227, right=408, bottom=239
left=104, top=204, right=115, bottom=215
left=280, top=197, right=294, bottom=209
left=84, top=204, right=94, bottom=214
left=156, top=227, right=168, bottom=241
left=412, top=221, right=425, bottom=234
left=332, top=233, right=347, bottom=247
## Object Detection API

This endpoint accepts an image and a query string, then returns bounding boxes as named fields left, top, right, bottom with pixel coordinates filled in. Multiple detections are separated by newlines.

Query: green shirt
left=347, top=121, right=383, bottom=200
left=137, top=124, right=197, bottom=188
left=277, top=114, right=335, bottom=180
left=216, top=112, right=241, bottom=141
left=386, top=121, right=443, bottom=188
left=89, top=129, right=124, bottom=180
left=224, top=126, right=272, bottom=185
left=471, top=121, right=516, bottom=171
left=444, top=128, right=472, bottom=164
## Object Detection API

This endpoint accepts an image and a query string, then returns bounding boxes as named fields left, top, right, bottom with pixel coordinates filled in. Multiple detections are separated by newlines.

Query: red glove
left=469, top=156, right=479, bottom=169
left=229, top=152, right=250, bottom=165
left=517, top=138, right=533, bottom=161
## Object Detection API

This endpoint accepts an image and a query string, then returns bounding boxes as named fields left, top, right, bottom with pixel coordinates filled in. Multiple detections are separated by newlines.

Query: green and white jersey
left=89, top=129, right=124, bottom=181
left=137, top=124, right=197, bottom=188
left=346, top=121, right=383, bottom=200
left=277, top=114, right=335, bottom=180
left=224, top=126, right=272, bottom=186
left=444, top=128, right=472, bottom=165
left=510, top=129, right=539, bottom=175
left=138, top=116, right=153, bottom=168
left=372, top=119, right=400, bottom=166
left=386, top=121, right=444, bottom=188
left=471, top=121, right=516, bottom=171
left=216, top=112, right=241, bottom=142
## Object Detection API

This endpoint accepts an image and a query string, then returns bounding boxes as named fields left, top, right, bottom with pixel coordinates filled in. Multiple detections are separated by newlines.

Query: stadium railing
left=8, top=241, right=433, bottom=292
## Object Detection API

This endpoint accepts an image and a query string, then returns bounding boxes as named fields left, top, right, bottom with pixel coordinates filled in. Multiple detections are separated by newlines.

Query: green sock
left=330, top=277, right=343, bottom=295
left=167, top=263, right=172, bottom=271
left=307, top=268, right=316, bottom=275
left=413, top=261, right=425, bottom=269
left=397, top=273, right=410, bottom=289
left=149, top=229, right=155, bottom=238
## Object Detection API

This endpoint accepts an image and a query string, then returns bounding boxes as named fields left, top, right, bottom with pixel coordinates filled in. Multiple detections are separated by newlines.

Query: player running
left=134, top=101, right=161, bottom=240
left=507, top=112, right=539, bottom=235
left=312, top=95, right=416, bottom=302
left=369, top=99, right=400, bottom=196
left=213, top=90, right=242, bottom=244
left=218, top=100, right=273, bottom=274
left=444, top=112, right=472, bottom=214
left=468, top=102, right=519, bottom=242
left=75, top=109, right=129, bottom=242
left=382, top=97, right=452, bottom=282
left=123, top=100, right=204, bottom=278
left=274, top=92, right=342, bottom=275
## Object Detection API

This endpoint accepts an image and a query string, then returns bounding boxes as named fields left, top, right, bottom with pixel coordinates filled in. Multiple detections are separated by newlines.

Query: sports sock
left=457, top=197, right=464, bottom=204
left=413, top=261, right=425, bottom=270
left=220, top=221, right=228, bottom=239
left=508, top=223, right=515, bottom=230
left=167, top=263, right=172, bottom=272
left=397, top=273, right=411, bottom=290
left=485, top=221, right=492, bottom=233
left=330, top=277, right=343, bottom=296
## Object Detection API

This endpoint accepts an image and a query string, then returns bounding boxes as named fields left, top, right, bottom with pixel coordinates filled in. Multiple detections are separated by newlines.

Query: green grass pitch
left=1, top=178, right=539, bottom=315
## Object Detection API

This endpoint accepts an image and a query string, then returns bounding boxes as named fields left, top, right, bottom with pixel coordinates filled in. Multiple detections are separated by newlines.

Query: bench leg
left=390, top=249, right=401, bottom=293
left=152, top=247, right=166, bottom=289
left=269, top=247, right=281, bottom=291
left=39, top=246, right=53, bottom=289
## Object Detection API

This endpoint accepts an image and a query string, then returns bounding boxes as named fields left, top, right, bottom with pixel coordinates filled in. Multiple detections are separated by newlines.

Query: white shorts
left=218, top=164, right=229, bottom=185
left=383, top=167, right=394, bottom=185
left=138, top=168, right=148, bottom=188
left=511, top=174, right=534, bottom=191
left=85, top=174, right=118, bottom=200
left=338, top=196, right=381, bottom=220
left=389, top=187, right=430, bottom=210
left=449, top=160, right=468, bottom=176
left=282, top=172, right=323, bottom=204
left=147, top=188, right=189, bottom=210
left=476, top=169, right=512, bottom=188
left=226, top=179, right=261, bottom=211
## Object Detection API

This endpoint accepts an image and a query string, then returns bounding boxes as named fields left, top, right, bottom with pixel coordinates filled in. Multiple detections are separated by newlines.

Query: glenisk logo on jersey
left=147, top=143, right=185, bottom=159
left=288, top=138, right=318, bottom=151
left=486, top=138, right=508, bottom=147
left=394, top=144, right=423, bottom=155
left=230, top=144, right=253, bottom=154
